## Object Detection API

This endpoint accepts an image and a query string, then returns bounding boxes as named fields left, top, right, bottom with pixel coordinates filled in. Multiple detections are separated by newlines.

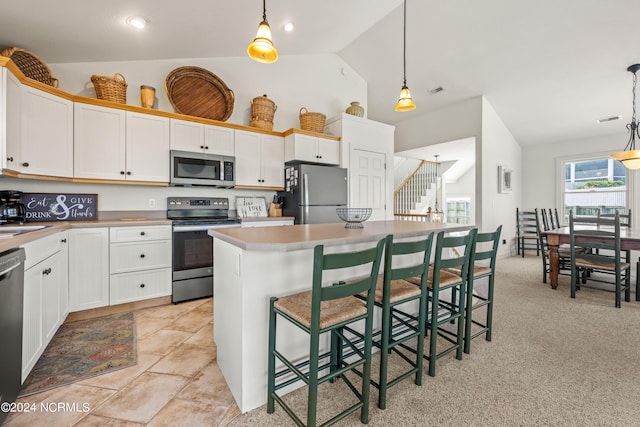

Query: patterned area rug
left=19, top=311, right=137, bottom=397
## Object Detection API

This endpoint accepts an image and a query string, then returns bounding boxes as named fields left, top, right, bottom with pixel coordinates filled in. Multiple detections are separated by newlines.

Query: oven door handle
left=173, top=224, right=241, bottom=232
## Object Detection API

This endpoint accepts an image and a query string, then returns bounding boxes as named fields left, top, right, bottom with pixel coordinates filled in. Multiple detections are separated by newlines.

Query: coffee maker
left=0, top=191, right=27, bottom=224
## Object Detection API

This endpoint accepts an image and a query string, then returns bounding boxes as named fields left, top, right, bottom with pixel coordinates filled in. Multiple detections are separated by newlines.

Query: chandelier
left=610, top=64, right=640, bottom=169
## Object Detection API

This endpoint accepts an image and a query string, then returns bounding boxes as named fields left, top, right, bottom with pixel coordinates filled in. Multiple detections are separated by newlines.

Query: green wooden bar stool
left=446, top=225, right=502, bottom=354
left=367, top=233, right=434, bottom=409
left=405, top=228, right=477, bottom=377
left=267, top=238, right=385, bottom=427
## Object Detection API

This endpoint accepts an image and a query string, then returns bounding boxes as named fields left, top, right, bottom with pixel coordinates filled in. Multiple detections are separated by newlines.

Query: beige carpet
left=228, top=255, right=640, bottom=426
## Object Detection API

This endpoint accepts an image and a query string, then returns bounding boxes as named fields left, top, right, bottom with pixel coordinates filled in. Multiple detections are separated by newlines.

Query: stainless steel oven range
left=168, top=197, right=241, bottom=303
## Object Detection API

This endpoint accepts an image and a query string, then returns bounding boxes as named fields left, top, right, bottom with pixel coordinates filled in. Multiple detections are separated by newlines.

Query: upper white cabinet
left=284, top=131, right=340, bottom=165
left=234, top=130, right=284, bottom=188
left=6, top=84, right=73, bottom=177
left=170, top=118, right=234, bottom=156
left=74, top=103, right=170, bottom=182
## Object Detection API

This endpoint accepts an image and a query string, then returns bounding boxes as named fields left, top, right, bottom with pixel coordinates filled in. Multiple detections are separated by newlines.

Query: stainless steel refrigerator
left=278, top=164, right=348, bottom=224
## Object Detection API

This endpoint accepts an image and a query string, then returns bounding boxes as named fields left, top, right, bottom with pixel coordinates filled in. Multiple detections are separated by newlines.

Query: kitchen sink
left=0, top=225, right=49, bottom=237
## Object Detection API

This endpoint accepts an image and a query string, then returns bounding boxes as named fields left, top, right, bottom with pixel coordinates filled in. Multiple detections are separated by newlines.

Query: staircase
left=394, top=160, right=438, bottom=220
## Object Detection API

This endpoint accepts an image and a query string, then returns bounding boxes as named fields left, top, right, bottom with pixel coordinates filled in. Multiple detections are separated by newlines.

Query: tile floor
left=4, top=297, right=242, bottom=427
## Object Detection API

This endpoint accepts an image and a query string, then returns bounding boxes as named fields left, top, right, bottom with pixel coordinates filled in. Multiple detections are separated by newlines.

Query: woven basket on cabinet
left=250, top=94, right=277, bottom=130
left=299, top=107, right=326, bottom=133
left=90, top=73, right=128, bottom=104
left=0, top=47, right=59, bottom=87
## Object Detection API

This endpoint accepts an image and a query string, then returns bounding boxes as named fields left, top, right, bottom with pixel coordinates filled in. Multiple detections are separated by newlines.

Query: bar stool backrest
left=469, top=225, right=502, bottom=274
left=432, top=228, right=478, bottom=286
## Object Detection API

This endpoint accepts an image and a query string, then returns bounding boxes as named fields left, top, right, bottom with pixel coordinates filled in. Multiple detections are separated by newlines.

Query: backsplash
left=0, top=176, right=275, bottom=212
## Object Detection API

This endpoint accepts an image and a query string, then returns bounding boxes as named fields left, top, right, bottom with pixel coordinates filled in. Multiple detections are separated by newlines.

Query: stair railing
left=394, top=160, right=438, bottom=218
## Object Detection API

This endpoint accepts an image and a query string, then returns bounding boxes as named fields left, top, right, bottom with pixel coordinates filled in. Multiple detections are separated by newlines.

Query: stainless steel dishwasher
left=0, top=247, right=25, bottom=424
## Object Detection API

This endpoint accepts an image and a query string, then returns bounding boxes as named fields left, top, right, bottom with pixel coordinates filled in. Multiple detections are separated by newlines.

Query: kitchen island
left=209, top=220, right=473, bottom=413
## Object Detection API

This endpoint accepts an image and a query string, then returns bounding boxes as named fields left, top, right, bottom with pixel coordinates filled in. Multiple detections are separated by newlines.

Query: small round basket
left=299, top=107, right=326, bottom=133
left=336, top=208, right=372, bottom=229
left=91, top=73, right=128, bottom=104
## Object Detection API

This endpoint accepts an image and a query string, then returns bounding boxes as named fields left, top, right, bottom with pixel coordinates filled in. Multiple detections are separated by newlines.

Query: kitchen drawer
left=110, top=240, right=171, bottom=274
left=109, top=225, right=172, bottom=243
left=22, top=232, right=64, bottom=270
left=110, top=268, right=171, bottom=305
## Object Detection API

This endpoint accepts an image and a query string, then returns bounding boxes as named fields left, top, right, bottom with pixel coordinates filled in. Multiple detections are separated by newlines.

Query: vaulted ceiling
left=1, top=0, right=639, bottom=150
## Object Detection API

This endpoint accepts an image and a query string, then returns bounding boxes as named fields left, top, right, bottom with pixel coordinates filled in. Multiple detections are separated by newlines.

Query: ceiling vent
left=596, top=115, right=622, bottom=123
left=429, top=86, right=444, bottom=95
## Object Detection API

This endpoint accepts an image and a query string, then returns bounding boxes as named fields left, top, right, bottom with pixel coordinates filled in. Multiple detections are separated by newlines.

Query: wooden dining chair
left=516, top=208, right=541, bottom=257
left=569, top=212, right=631, bottom=308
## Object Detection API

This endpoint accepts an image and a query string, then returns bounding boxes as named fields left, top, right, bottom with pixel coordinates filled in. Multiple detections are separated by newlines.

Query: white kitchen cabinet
left=170, top=118, right=234, bottom=156
left=125, top=112, right=170, bottom=182
left=109, top=225, right=172, bottom=305
left=68, top=228, right=110, bottom=312
left=284, top=131, right=340, bottom=165
left=6, top=84, right=73, bottom=177
left=235, top=129, right=284, bottom=188
left=73, top=104, right=170, bottom=182
left=21, top=231, right=68, bottom=382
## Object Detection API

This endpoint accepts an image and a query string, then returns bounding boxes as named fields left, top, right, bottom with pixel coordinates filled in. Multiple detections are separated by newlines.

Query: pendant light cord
left=626, top=69, right=639, bottom=151
left=402, top=0, right=407, bottom=86
left=262, top=0, right=267, bottom=21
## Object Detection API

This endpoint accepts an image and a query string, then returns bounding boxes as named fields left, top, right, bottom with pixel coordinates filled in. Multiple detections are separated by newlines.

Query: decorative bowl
left=336, top=208, right=372, bottom=229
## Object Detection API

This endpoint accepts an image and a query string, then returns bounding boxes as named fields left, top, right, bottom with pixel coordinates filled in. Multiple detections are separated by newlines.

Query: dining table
left=542, top=227, right=640, bottom=294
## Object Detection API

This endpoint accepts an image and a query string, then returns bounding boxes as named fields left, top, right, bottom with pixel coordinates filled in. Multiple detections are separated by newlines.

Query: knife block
left=268, top=203, right=282, bottom=217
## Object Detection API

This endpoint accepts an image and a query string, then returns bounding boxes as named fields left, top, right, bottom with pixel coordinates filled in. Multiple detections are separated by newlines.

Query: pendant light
left=431, top=155, right=444, bottom=223
left=247, top=0, right=278, bottom=64
left=610, top=64, right=640, bottom=169
left=395, top=0, right=416, bottom=112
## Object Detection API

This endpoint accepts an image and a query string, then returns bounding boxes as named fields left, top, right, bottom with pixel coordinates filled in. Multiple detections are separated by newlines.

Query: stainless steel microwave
left=170, top=150, right=235, bottom=188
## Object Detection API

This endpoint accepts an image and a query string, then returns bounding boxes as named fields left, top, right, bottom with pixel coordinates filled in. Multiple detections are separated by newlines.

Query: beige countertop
left=209, top=220, right=473, bottom=252
left=0, top=217, right=172, bottom=253
left=239, top=216, right=295, bottom=223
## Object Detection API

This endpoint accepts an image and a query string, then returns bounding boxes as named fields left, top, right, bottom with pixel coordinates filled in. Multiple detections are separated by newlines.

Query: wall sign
left=21, top=193, right=98, bottom=221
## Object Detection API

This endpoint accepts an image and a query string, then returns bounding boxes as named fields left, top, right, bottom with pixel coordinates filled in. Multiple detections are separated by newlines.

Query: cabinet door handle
left=61, top=238, right=67, bottom=243
left=140, top=283, right=146, bottom=288
left=42, top=267, right=52, bottom=275
left=120, top=171, right=125, bottom=175
left=126, top=171, right=132, bottom=175
left=140, top=231, right=146, bottom=236
left=200, top=145, right=204, bottom=149
left=6, top=156, right=13, bottom=162
left=22, top=162, right=29, bottom=167
left=140, top=254, right=145, bottom=258
left=205, top=146, right=209, bottom=150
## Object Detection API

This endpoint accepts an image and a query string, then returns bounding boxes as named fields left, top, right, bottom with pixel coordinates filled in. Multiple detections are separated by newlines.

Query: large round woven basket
left=1, top=47, right=59, bottom=87
left=250, top=94, right=277, bottom=130
left=299, top=107, right=326, bottom=133
left=91, top=73, right=128, bottom=104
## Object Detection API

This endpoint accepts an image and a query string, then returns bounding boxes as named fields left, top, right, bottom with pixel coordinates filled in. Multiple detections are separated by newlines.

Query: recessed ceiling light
left=283, top=22, right=294, bottom=32
left=596, top=115, right=622, bottom=123
left=126, top=16, right=149, bottom=29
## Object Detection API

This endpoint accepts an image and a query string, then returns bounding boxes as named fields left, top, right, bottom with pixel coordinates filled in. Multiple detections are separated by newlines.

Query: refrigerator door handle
left=303, top=173, right=310, bottom=206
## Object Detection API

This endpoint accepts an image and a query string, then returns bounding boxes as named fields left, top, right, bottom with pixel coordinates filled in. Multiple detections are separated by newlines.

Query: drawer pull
left=6, top=156, right=13, bottom=162
left=140, top=283, right=146, bottom=288
left=42, top=267, right=52, bottom=275
left=22, top=162, right=29, bottom=167
left=140, top=231, right=146, bottom=236
left=61, top=238, right=67, bottom=243
left=140, top=254, right=145, bottom=258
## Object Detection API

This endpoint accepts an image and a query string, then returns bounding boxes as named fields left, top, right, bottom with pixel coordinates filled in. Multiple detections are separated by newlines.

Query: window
left=560, top=156, right=627, bottom=223
left=445, top=198, right=471, bottom=224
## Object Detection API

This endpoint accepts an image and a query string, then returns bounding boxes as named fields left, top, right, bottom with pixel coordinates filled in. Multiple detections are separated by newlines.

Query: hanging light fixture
left=610, top=64, right=640, bottom=169
left=394, top=0, right=416, bottom=112
left=247, top=0, right=278, bottom=64
left=431, top=155, right=444, bottom=223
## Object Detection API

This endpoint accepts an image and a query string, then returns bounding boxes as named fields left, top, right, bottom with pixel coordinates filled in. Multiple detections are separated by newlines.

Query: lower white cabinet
left=68, top=228, right=110, bottom=312
left=22, top=231, right=68, bottom=382
left=109, top=225, right=172, bottom=305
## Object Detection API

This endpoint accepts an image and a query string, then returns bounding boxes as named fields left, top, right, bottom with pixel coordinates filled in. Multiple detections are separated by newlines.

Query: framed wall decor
left=498, top=166, right=513, bottom=193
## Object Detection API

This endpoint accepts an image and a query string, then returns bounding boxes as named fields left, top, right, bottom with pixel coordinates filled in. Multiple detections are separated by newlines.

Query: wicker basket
left=250, top=94, right=277, bottom=130
left=0, top=47, right=59, bottom=87
left=91, top=73, right=128, bottom=104
left=299, top=107, right=326, bottom=133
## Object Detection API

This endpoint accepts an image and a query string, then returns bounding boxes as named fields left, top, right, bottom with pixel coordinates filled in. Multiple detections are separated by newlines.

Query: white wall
left=51, top=54, right=367, bottom=132
left=481, top=98, right=521, bottom=256
left=1, top=53, right=370, bottom=212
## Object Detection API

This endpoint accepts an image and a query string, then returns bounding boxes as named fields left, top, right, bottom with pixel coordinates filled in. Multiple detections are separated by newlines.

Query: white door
left=350, top=149, right=386, bottom=221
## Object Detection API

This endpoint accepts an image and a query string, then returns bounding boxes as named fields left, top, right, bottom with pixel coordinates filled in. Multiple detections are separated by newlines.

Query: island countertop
left=208, top=220, right=473, bottom=252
